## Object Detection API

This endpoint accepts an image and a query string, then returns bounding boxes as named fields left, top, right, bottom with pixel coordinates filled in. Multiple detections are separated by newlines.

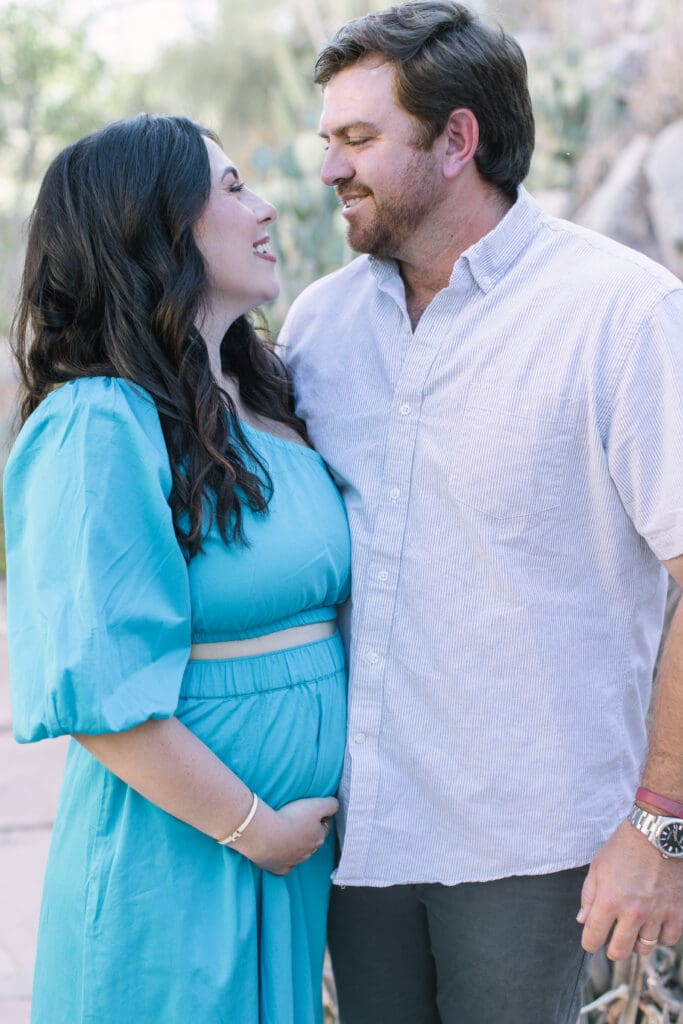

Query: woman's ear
left=441, top=108, right=479, bottom=180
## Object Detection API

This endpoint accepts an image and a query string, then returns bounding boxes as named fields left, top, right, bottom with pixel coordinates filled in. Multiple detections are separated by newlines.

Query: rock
left=574, top=134, right=660, bottom=258
left=533, top=189, right=572, bottom=219
left=645, top=118, right=683, bottom=280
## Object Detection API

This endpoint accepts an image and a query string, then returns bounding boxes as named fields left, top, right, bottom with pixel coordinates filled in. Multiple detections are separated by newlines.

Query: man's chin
left=346, top=228, right=371, bottom=255
left=346, top=228, right=392, bottom=259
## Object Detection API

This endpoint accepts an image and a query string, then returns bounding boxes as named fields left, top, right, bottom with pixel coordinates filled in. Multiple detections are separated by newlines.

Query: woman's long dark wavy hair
left=12, top=113, right=307, bottom=557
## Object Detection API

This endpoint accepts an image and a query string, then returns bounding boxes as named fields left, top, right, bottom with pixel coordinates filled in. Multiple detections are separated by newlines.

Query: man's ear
left=441, top=108, right=479, bottom=179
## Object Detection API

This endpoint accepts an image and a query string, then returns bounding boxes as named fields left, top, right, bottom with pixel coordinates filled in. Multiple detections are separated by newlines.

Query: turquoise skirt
left=31, top=634, right=346, bottom=1024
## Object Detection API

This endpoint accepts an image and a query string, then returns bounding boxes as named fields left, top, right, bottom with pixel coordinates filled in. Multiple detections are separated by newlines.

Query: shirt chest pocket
left=448, top=385, right=578, bottom=519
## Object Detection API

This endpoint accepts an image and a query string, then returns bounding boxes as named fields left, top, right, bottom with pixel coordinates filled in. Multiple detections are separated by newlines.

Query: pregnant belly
left=174, top=636, right=347, bottom=806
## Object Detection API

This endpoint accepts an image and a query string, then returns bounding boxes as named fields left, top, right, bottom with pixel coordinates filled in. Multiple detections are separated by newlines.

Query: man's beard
left=344, top=150, right=440, bottom=258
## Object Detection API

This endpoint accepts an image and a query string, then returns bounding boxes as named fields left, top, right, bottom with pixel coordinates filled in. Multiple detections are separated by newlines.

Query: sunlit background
left=1, top=0, right=682, bottom=339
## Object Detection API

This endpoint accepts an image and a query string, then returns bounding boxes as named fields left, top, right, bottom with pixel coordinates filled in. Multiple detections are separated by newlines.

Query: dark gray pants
left=328, top=867, right=591, bottom=1024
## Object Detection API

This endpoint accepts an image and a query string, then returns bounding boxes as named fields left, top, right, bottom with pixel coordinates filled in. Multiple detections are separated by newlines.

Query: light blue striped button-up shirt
left=280, top=187, right=683, bottom=886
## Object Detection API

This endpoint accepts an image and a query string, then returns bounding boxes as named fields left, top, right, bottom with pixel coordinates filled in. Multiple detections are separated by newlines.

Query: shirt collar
left=460, top=186, right=544, bottom=293
left=368, top=186, right=545, bottom=297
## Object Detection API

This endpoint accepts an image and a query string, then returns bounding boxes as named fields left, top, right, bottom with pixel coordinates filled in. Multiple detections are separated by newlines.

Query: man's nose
left=320, top=145, right=353, bottom=187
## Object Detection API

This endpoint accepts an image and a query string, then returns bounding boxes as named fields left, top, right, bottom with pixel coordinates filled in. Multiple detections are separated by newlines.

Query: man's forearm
left=641, top=561, right=683, bottom=805
left=577, top=557, right=683, bottom=959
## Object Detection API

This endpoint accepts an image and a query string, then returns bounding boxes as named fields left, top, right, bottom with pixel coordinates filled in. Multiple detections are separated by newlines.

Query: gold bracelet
left=217, top=792, right=259, bottom=846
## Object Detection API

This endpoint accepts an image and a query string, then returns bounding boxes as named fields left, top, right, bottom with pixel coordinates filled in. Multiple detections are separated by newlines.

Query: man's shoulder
left=288, top=255, right=374, bottom=317
left=279, top=256, right=375, bottom=363
left=537, top=210, right=681, bottom=299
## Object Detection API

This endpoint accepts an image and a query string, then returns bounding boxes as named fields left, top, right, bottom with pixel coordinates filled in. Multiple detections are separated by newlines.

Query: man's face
left=318, top=59, right=445, bottom=260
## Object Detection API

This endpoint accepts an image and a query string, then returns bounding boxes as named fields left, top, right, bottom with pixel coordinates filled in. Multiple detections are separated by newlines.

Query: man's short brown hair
left=315, top=0, right=535, bottom=201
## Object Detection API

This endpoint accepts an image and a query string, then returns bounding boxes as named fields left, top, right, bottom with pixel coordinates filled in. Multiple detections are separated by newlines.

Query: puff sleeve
left=4, top=377, right=191, bottom=741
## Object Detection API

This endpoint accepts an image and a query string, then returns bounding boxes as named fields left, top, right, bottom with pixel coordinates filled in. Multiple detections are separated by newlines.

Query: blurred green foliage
left=0, top=1, right=130, bottom=333
left=0, top=0, right=393, bottom=334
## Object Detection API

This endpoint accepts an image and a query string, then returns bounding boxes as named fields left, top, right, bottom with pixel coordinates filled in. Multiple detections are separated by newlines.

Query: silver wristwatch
left=629, top=804, right=683, bottom=859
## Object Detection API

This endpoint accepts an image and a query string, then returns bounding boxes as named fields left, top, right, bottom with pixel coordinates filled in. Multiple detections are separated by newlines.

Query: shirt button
left=354, top=732, right=366, bottom=744
left=389, top=487, right=400, bottom=500
left=377, top=570, right=389, bottom=582
left=399, top=403, right=411, bottom=416
left=367, top=651, right=379, bottom=664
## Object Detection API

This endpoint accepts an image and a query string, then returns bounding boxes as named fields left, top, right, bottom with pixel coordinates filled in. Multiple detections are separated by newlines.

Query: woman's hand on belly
left=74, top=716, right=338, bottom=874
left=234, top=795, right=339, bottom=875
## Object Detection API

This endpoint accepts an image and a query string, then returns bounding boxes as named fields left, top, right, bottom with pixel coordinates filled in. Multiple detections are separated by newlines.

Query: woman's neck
left=196, top=309, right=307, bottom=445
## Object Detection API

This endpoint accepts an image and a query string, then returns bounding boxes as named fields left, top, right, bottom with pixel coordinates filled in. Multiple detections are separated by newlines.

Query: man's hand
left=577, top=819, right=683, bottom=959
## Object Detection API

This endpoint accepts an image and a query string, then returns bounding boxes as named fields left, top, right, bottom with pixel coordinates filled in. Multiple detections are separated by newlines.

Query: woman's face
left=193, top=137, right=279, bottom=323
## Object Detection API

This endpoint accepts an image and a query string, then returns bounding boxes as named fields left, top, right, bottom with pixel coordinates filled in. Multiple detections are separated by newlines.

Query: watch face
left=658, top=822, right=683, bottom=856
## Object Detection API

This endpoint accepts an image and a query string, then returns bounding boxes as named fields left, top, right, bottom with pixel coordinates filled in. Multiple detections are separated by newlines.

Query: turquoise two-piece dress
left=4, top=377, right=350, bottom=1024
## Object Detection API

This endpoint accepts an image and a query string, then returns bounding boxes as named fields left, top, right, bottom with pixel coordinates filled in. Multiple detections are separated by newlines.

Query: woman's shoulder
left=46, top=374, right=156, bottom=419
left=6, top=376, right=169, bottom=481
left=22, top=375, right=161, bottom=441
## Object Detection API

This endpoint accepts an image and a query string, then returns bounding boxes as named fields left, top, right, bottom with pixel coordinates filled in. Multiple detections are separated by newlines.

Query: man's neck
left=404, top=286, right=434, bottom=331
left=400, top=186, right=513, bottom=330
